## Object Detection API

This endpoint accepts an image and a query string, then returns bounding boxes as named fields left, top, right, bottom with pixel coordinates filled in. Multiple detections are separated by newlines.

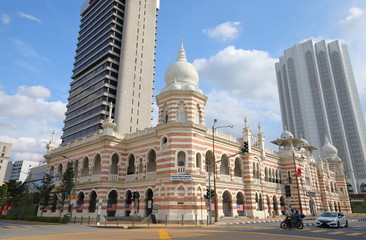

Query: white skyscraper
left=275, top=39, right=366, bottom=194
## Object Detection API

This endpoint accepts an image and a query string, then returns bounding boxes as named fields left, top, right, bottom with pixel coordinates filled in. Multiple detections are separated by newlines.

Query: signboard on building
left=171, top=174, right=192, bottom=181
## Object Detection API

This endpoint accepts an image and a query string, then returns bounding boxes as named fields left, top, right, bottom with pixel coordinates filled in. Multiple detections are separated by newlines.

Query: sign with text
left=171, top=174, right=192, bottom=181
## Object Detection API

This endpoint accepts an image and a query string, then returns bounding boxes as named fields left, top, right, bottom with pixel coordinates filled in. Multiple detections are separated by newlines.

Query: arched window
left=220, top=155, right=230, bottom=175
left=196, top=153, right=201, bottom=169
left=57, top=164, right=63, bottom=181
left=195, top=104, right=202, bottom=124
left=347, top=183, right=354, bottom=194
left=361, top=183, right=366, bottom=193
left=127, top=154, right=136, bottom=175
left=205, top=151, right=214, bottom=173
left=147, top=150, right=156, bottom=172
left=265, top=167, right=268, bottom=181
left=234, top=158, right=242, bottom=177
left=177, top=101, right=187, bottom=122
left=287, top=171, right=292, bottom=184
left=256, top=163, right=260, bottom=179
left=110, top=153, right=119, bottom=175
left=92, top=154, right=101, bottom=175
left=162, top=104, right=169, bottom=124
left=177, top=151, right=185, bottom=173
left=138, top=158, right=143, bottom=173
left=81, top=157, right=89, bottom=177
left=305, top=166, right=311, bottom=185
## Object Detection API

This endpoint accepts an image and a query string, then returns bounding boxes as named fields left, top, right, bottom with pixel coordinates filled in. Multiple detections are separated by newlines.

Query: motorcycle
left=280, top=216, right=304, bottom=229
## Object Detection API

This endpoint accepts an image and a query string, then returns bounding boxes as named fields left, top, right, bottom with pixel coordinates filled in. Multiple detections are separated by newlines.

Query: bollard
left=80, top=216, right=83, bottom=225
left=195, top=214, right=197, bottom=226
left=117, top=215, right=119, bottom=226
left=88, top=216, right=90, bottom=225
left=165, top=215, right=167, bottom=226
left=148, top=215, right=150, bottom=226
left=182, top=214, right=184, bottom=226
left=207, top=215, right=208, bottom=226
left=74, top=216, right=76, bottom=224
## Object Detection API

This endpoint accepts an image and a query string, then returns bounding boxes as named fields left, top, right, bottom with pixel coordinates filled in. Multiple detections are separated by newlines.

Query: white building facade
left=5, top=160, right=43, bottom=183
left=275, top=40, right=366, bottom=194
left=0, top=142, right=12, bottom=185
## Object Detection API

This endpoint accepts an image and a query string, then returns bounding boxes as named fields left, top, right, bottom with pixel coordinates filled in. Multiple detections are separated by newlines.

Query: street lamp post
left=212, top=119, right=233, bottom=222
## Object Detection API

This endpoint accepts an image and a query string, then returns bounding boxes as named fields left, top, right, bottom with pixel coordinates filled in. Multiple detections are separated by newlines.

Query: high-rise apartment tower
left=61, top=0, right=159, bottom=143
left=275, top=39, right=366, bottom=193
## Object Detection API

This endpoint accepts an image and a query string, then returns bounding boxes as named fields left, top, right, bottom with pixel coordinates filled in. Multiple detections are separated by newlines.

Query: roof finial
left=108, top=102, right=113, bottom=122
left=244, top=117, right=248, bottom=128
left=177, top=33, right=187, bottom=62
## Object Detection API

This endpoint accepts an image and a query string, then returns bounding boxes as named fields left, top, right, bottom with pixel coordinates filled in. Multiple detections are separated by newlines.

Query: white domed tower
left=156, top=42, right=207, bottom=125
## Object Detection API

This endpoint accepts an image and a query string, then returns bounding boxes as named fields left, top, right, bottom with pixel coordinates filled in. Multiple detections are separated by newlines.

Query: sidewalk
left=92, top=213, right=366, bottom=229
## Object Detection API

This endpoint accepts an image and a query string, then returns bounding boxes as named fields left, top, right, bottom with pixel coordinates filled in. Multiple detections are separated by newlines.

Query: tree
left=3, top=180, right=25, bottom=215
left=0, top=184, right=9, bottom=214
left=57, top=162, right=74, bottom=215
left=36, top=174, right=55, bottom=217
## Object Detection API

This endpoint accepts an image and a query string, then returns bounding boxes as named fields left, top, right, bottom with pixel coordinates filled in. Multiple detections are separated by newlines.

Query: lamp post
left=212, top=119, right=233, bottom=222
left=62, top=155, right=77, bottom=222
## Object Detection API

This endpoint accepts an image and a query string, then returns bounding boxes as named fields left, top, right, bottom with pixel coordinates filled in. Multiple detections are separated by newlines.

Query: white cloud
left=17, top=12, right=42, bottom=23
left=18, top=85, right=51, bottom=99
left=193, top=46, right=278, bottom=102
left=190, top=46, right=281, bottom=148
left=0, top=86, right=65, bottom=121
left=339, top=7, right=364, bottom=25
left=0, top=136, right=48, bottom=162
left=0, top=86, right=66, bottom=162
left=1, top=14, right=10, bottom=24
left=202, top=21, right=242, bottom=41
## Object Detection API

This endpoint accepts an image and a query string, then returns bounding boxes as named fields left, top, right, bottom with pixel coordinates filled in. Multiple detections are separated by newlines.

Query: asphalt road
left=1, top=218, right=366, bottom=240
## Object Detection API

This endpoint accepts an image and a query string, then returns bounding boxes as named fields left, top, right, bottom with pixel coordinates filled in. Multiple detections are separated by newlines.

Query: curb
left=220, top=217, right=366, bottom=226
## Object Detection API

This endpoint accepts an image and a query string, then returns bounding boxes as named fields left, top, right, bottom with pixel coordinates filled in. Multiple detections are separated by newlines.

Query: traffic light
left=210, top=189, right=215, bottom=198
left=241, top=141, right=249, bottom=153
left=132, top=191, right=140, bottom=201
left=206, top=188, right=211, bottom=197
left=285, top=185, right=291, bottom=197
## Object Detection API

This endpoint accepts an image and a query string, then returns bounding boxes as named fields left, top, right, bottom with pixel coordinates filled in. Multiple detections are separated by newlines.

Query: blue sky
left=1, top=0, right=366, bottom=162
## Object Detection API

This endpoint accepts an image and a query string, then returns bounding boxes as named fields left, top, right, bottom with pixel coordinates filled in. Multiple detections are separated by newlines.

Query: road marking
left=345, top=232, right=363, bottom=236
left=158, top=229, right=172, bottom=240
left=191, top=229, right=335, bottom=240
left=328, top=231, right=346, bottom=234
left=309, top=230, right=328, bottom=232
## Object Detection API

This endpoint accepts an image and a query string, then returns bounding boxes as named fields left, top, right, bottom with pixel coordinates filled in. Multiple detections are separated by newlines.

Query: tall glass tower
left=61, top=0, right=159, bottom=143
left=275, top=39, right=366, bottom=193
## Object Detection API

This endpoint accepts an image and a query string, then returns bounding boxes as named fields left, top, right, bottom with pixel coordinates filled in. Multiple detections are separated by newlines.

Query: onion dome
left=321, top=135, right=338, bottom=160
left=280, top=130, right=294, bottom=140
left=161, top=42, right=202, bottom=93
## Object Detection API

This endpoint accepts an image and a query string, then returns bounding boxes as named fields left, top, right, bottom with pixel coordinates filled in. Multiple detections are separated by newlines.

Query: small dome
left=322, top=141, right=338, bottom=156
left=321, top=136, right=338, bottom=160
left=299, top=137, right=308, bottom=146
left=161, top=42, right=201, bottom=93
left=280, top=130, right=293, bottom=140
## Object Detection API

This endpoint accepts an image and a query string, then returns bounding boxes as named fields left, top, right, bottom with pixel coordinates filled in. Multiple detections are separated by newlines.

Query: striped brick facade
left=42, top=43, right=351, bottom=222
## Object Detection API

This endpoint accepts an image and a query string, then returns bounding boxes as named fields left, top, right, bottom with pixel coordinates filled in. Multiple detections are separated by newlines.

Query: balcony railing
left=177, top=167, right=185, bottom=174
left=109, top=174, right=118, bottom=181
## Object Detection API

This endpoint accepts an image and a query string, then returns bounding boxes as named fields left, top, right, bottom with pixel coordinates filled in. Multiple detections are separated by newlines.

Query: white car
left=316, top=211, right=348, bottom=228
